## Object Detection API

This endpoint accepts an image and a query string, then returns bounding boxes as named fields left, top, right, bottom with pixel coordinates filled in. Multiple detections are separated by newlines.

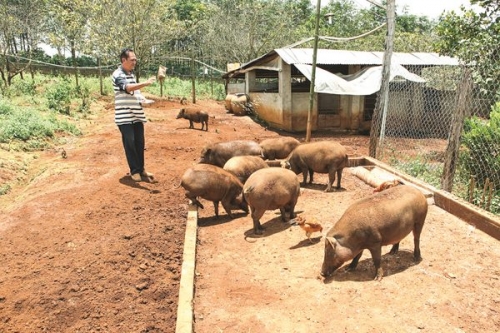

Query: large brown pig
left=281, top=140, right=348, bottom=192
left=199, top=140, right=263, bottom=167
left=243, top=168, right=301, bottom=235
left=180, top=164, right=248, bottom=218
left=223, top=155, right=269, bottom=184
left=320, top=185, right=428, bottom=281
left=176, top=108, right=209, bottom=131
left=259, top=137, right=301, bottom=160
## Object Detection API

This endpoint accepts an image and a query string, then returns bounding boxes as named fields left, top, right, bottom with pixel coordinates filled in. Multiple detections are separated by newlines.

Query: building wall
left=291, top=93, right=316, bottom=132
left=248, top=92, right=284, bottom=129
left=349, top=65, right=363, bottom=131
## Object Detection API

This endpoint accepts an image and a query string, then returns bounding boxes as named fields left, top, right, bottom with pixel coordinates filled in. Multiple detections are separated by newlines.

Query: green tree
left=0, top=0, right=48, bottom=86
left=198, top=0, right=312, bottom=66
left=294, top=1, right=435, bottom=53
left=97, top=0, right=180, bottom=79
left=46, top=0, right=97, bottom=86
left=434, top=0, right=500, bottom=98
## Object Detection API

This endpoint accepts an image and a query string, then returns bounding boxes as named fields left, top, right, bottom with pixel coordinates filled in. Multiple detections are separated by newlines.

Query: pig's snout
left=320, top=267, right=333, bottom=277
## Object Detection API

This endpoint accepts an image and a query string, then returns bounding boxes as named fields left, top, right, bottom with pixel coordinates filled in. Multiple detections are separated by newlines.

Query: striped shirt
left=112, top=66, right=146, bottom=125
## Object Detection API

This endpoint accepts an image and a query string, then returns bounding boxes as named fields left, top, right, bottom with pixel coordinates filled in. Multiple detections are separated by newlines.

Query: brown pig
left=223, top=155, right=269, bottom=184
left=259, top=137, right=301, bottom=160
left=180, top=164, right=248, bottom=218
left=281, top=141, right=348, bottom=192
left=243, top=168, right=301, bottom=235
left=176, top=108, right=209, bottom=131
left=199, top=140, right=263, bottom=167
left=320, top=185, right=428, bottom=281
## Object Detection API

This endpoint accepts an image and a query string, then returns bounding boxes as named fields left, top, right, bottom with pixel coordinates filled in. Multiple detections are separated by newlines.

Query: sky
left=349, top=0, right=480, bottom=19
left=391, top=0, right=478, bottom=18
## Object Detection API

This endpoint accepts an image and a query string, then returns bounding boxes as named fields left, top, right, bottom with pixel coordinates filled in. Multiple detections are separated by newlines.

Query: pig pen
left=179, top=161, right=500, bottom=333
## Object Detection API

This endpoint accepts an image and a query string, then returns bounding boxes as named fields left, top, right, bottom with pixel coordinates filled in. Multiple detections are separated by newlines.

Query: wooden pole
left=306, top=0, right=321, bottom=143
left=369, top=0, right=395, bottom=158
left=441, top=67, right=472, bottom=192
left=191, top=55, right=196, bottom=104
left=469, top=176, right=475, bottom=203
left=98, top=57, right=103, bottom=96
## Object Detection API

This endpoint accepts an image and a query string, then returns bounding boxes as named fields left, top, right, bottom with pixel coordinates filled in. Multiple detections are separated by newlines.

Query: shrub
left=74, top=82, right=91, bottom=113
left=11, top=79, right=37, bottom=96
left=46, top=78, right=72, bottom=114
left=0, top=100, right=13, bottom=115
left=459, top=102, right=500, bottom=213
left=0, top=109, right=55, bottom=142
left=461, top=102, right=500, bottom=189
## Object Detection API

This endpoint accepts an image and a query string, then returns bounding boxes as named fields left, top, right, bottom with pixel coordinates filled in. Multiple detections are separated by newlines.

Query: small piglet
left=176, top=108, right=209, bottom=131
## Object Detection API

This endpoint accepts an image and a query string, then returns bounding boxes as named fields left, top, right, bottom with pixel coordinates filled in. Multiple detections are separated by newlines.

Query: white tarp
left=294, top=63, right=426, bottom=95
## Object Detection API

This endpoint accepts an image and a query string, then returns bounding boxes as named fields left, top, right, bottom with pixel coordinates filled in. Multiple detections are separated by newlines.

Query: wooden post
left=369, top=0, right=395, bottom=159
left=306, top=0, right=322, bottom=143
left=158, top=65, right=166, bottom=97
left=469, top=176, right=475, bottom=203
left=98, top=57, right=104, bottom=96
left=191, top=56, right=196, bottom=104
left=441, top=67, right=472, bottom=192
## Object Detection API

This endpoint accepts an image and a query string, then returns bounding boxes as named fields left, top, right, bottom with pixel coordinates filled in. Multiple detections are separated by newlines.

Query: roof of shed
left=223, top=48, right=459, bottom=78
left=277, top=48, right=459, bottom=66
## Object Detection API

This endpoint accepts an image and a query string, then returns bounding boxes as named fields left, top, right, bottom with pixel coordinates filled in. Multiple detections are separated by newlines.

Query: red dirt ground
left=1, top=97, right=499, bottom=333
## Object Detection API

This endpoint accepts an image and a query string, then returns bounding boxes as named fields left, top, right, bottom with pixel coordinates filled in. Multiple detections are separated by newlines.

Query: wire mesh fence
left=372, top=63, right=500, bottom=214
left=1, top=57, right=227, bottom=101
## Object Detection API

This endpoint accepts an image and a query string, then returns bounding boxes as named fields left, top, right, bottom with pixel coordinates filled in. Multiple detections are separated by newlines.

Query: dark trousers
left=118, top=122, right=145, bottom=175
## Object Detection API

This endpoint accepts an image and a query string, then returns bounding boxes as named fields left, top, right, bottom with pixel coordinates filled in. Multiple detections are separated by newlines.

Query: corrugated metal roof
left=223, top=48, right=459, bottom=78
left=276, top=48, right=459, bottom=66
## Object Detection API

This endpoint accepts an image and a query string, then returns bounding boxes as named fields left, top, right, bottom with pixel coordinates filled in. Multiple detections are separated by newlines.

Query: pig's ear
left=325, top=236, right=337, bottom=248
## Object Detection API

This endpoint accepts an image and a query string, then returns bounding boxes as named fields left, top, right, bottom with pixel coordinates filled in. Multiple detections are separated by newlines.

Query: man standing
left=112, top=48, right=156, bottom=182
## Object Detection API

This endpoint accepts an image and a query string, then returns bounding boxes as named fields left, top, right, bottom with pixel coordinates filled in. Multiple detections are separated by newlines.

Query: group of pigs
left=180, top=137, right=428, bottom=280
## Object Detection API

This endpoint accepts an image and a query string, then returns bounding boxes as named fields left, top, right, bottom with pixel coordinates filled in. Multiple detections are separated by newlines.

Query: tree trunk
left=441, top=67, right=472, bottom=192
left=98, top=57, right=104, bottom=96
left=71, top=41, right=79, bottom=87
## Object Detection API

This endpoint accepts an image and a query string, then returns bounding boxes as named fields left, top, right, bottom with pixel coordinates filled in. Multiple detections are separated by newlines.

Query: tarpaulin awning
left=293, top=63, right=425, bottom=95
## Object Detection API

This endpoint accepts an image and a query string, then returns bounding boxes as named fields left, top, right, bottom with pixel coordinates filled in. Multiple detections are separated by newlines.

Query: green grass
left=388, top=155, right=443, bottom=188
left=146, top=76, right=226, bottom=101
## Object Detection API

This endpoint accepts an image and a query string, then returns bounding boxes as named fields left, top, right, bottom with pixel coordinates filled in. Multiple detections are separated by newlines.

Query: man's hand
left=147, top=77, right=156, bottom=85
